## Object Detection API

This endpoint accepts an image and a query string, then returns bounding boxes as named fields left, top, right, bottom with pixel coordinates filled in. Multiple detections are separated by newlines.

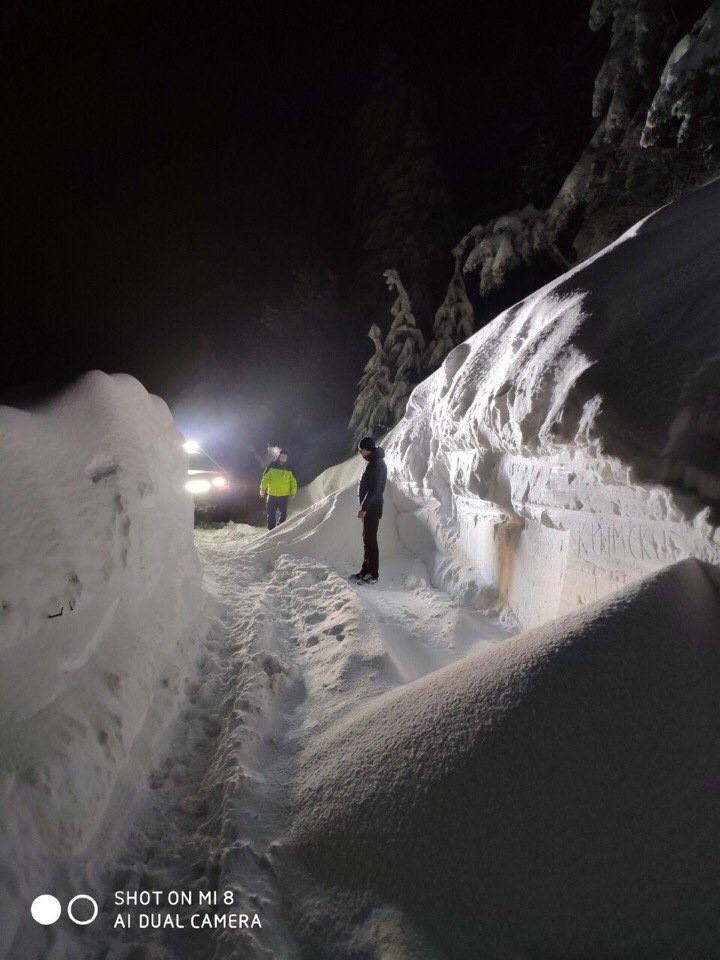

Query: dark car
left=186, top=468, right=233, bottom=520
left=183, top=439, right=233, bottom=520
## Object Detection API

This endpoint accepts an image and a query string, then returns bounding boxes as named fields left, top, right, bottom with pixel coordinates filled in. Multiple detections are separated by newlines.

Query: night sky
left=2, top=1, right=605, bottom=497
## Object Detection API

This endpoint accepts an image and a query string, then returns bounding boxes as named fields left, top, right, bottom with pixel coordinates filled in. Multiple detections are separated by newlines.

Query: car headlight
left=185, top=479, right=211, bottom=494
left=212, top=476, right=228, bottom=488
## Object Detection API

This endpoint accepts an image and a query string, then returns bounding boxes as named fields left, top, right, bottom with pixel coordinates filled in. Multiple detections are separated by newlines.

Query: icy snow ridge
left=0, top=372, right=204, bottom=957
left=288, top=558, right=720, bottom=960
left=387, top=178, right=720, bottom=628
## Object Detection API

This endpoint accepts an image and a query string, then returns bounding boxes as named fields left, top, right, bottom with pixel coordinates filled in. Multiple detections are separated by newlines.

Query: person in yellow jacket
left=259, top=448, right=298, bottom=530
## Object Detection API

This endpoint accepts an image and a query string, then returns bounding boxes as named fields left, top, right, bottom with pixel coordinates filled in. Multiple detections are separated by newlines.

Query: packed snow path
left=78, top=544, right=303, bottom=960
left=67, top=512, right=509, bottom=960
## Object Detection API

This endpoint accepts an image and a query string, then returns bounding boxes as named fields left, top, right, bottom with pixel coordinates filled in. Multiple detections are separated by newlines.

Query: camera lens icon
left=31, top=893, right=98, bottom=925
left=67, top=894, right=99, bottom=925
left=30, top=895, right=61, bottom=925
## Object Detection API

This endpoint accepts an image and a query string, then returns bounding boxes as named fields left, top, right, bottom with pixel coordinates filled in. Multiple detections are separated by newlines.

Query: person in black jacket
left=351, top=436, right=387, bottom=584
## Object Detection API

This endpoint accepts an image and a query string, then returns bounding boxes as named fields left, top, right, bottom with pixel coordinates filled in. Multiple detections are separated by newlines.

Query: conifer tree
left=457, top=2, right=719, bottom=303
left=354, top=49, right=457, bottom=331
left=424, top=253, right=475, bottom=373
left=382, top=269, right=425, bottom=363
left=388, top=337, right=420, bottom=422
left=383, top=270, right=425, bottom=422
left=349, top=324, right=394, bottom=447
left=349, top=271, right=427, bottom=444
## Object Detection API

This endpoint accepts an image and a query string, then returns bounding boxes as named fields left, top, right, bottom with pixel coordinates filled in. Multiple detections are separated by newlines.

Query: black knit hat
left=358, top=436, right=376, bottom=451
left=279, top=448, right=288, bottom=455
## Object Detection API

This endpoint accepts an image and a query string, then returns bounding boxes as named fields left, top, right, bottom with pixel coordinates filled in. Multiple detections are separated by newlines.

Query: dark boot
left=358, top=573, right=378, bottom=585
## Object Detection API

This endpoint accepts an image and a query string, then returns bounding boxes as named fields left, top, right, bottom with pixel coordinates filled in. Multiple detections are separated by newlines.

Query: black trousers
left=361, top=508, right=381, bottom=578
left=267, top=495, right=289, bottom=530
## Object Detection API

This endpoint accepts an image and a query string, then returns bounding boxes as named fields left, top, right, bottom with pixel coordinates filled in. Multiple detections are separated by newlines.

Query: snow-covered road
left=350, top=556, right=507, bottom=681
left=76, top=512, right=510, bottom=960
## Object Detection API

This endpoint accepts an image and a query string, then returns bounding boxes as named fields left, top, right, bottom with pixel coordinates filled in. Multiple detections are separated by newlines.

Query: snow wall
left=386, top=177, right=720, bottom=629
left=270, top=182, right=720, bottom=958
left=0, top=371, right=203, bottom=951
left=288, top=558, right=720, bottom=959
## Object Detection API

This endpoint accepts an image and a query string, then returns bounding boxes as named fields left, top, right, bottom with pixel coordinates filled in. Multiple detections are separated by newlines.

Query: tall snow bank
left=0, top=372, right=203, bottom=950
left=288, top=559, right=720, bottom=959
left=290, top=452, right=365, bottom=514
left=388, top=178, right=720, bottom=628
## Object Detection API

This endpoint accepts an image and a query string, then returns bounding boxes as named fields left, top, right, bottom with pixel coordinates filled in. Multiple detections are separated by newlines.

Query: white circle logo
left=30, top=895, right=62, bottom=925
left=67, top=894, right=99, bottom=925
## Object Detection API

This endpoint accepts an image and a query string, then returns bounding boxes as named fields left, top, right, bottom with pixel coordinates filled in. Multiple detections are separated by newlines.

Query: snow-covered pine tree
left=382, top=269, right=425, bottom=422
left=349, top=324, right=394, bottom=447
left=641, top=0, right=720, bottom=173
left=354, top=50, right=457, bottom=332
left=457, top=1, right=720, bottom=301
left=349, top=271, right=427, bottom=445
left=424, top=251, right=475, bottom=373
left=388, top=337, right=421, bottom=422
left=382, top=269, right=425, bottom=363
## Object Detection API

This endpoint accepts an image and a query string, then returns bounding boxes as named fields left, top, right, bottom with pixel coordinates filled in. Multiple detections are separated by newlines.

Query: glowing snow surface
left=0, top=372, right=205, bottom=958
left=50, top=485, right=510, bottom=960
left=387, top=177, right=720, bottom=629
left=5, top=180, right=720, bottom=960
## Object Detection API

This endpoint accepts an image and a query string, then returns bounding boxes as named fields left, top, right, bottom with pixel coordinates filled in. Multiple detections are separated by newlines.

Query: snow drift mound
left=388, top=178, right=720, bottom=628
left=0, top=371, right=203, bottom=951
left=250, top=480, right=399, bottom=574
left=288, top=558, right=720, bottom=960
left=291, top=452, right=364, bottom=514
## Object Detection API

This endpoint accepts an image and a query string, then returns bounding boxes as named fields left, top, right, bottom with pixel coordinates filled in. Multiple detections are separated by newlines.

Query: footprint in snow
left=303, top=611, right=325, bottom=625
